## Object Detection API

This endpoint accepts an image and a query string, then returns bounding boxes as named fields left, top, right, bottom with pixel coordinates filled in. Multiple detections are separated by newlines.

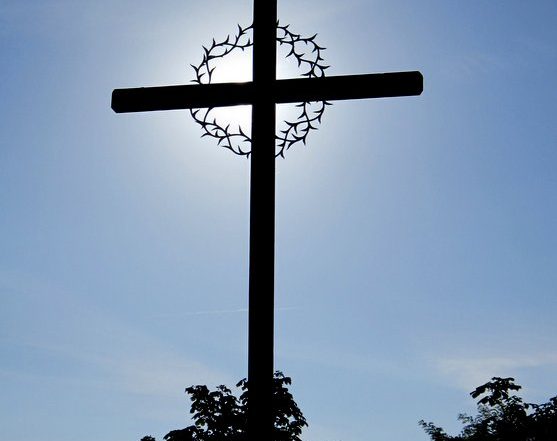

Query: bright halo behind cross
left=190, top=27, right=327, bottom=156
left=206, top=49, right=253, bottom=135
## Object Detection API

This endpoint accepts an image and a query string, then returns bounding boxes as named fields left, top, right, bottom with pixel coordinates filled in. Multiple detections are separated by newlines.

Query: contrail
left=157, top=306, right=299, bottom=317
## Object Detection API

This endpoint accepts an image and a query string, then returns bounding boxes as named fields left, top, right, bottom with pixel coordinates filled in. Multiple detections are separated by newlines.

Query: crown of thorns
left=190, top=23, right=331, bottom=157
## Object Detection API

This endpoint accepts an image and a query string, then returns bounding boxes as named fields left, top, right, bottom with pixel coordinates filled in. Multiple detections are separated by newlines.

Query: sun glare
left=192, top=39, right=324, bottom=147
left=208, top=50, right=253, bottom=133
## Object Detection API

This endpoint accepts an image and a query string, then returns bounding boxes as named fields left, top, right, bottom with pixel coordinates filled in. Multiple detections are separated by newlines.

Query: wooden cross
left=111, top=1, right=422, bottom=441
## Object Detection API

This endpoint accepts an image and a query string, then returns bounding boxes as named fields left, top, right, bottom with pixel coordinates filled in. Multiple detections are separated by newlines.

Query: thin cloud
left=0, top=270, right=233, bottom=399
left=433, top=353, right=557, bottom=391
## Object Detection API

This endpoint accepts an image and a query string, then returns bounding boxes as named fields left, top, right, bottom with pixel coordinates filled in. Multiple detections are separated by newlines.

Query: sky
left=1, top=1, right=556, bottom=440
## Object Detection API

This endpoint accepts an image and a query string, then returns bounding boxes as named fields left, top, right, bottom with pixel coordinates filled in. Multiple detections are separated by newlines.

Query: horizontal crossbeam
left=111, top=71, right=423, bottom=113
left=275, top=71, right=423, bottom=104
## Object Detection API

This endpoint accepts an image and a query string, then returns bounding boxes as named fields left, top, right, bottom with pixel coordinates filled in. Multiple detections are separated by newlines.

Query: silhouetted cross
left=111, top=2, right=422, bottom=441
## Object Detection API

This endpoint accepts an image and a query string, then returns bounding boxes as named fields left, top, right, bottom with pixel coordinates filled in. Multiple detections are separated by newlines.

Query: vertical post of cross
left=248, top=1, right=277, bottom=441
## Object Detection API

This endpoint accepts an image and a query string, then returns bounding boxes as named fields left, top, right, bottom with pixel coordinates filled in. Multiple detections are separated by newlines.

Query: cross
left=111, top=2, right=422, bottom=441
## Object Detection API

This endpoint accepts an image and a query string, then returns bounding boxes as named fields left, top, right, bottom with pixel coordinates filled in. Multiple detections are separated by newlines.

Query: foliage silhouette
left=419, top=377, right=557, bottom=441
left=141, top=371, right=307, bottom=441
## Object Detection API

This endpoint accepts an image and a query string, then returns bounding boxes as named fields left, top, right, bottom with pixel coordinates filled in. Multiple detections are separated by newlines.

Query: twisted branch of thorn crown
left=189, top=22, right=331, bottom=157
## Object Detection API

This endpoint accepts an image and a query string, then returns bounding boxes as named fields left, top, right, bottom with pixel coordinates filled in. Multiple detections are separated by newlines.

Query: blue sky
left=1, top=1, right=556, bottom=440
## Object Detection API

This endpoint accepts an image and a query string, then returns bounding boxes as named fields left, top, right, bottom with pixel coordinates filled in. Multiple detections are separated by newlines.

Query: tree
left=142, top=371, right=307, bottom=441
left=419, top=377, right=557, bottom=441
